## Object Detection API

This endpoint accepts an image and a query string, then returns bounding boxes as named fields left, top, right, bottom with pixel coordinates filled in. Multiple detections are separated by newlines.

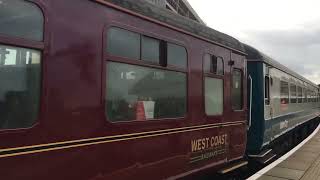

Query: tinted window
left=141, top=36, right=160, bottom=63
left=167, top=43, right=187, bottom=68
left=210, top=56, right=218, bottom=75
left=0, top=44, right=41, bottom=129
left=203, top=54, right=224, bottom=75
left=304, top=88, right=308, bottom=103
left=312, top=91, right=315, bottom=102
left=107, top=28, right=140, bottom=59
left=265, top=76, right=270, bottom=105
left=205, top=77, right=223, bottom=115
left=313, top=91, right=317, bottom=102
left=232, top=69, right=243, bottom=110
left=106, top=62, right=186, bottom=122
left=308, top=90, right=312, bottom=102
left=216, top=57, right=224, bottom=75
left=0, top=0, right=43, bottom=41
left=290, top=84, right=297, bottom=103
left=280, top=81, right=289, bottom=104
left=297, top=86, right=303, bottom=103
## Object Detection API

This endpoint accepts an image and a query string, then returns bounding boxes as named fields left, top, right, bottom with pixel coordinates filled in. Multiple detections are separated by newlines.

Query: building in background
left=145, top=0, right=205, bottom=24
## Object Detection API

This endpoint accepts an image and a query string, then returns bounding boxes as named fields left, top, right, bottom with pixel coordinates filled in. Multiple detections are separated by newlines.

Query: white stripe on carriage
left=262, top=114, right=319, bottom=147
left=264, top=110, right=305, bottom=121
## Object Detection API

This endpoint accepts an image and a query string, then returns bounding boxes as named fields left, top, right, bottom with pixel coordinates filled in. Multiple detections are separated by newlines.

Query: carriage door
left=227, top=52, right=247, bottom=160
left=230, top=52, right=246, bottom=121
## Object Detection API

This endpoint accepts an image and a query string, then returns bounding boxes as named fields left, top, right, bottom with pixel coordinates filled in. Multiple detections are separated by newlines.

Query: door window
left=232, top=69, right=243, bottom=110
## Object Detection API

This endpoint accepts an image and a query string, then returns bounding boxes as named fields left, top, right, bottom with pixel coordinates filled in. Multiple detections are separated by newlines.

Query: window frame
left=0, top=0, right=46, bottom=132
left=202, top=53, right=225, bottom=118
left=103, top=25, right=189, bottom=124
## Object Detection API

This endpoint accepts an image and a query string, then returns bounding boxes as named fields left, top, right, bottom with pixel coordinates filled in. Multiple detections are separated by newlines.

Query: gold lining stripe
left=0, top=121, right=245, bottom=158
left=0, top=121, right=244, bottom=153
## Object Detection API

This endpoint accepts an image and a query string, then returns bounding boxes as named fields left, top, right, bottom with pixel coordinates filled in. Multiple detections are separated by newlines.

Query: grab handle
left=248, top=75, right=253, bottom=130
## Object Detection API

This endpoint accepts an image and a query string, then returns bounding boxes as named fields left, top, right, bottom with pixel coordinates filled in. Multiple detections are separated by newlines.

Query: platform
left=249, top=124, right=320, bottom=180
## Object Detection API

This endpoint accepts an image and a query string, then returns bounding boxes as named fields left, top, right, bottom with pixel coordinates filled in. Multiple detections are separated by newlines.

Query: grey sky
left=188, top=0, right=320, bottom=84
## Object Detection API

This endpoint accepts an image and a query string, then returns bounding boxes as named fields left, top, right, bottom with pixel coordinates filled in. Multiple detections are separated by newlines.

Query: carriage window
left=265, top=76, right=270, bottom=105
left=141, top=36, right=160, bottom=63
left=312, top=92, right=315, bottom=102
left=0, top=0, right=43, bottom=41
left=107, top=28, right=188, bottom=69
left=313, top=91, right=316, bottom=102
left=297, top=86, right=303, bottom=103
left=304, top=88, right=308, bottom=103
left=167, top=43, right=187, bottom=69
left=280, top=81, right=289, bottom=104
left=205, top=77, right=223, bottom=115
left=203, top=54, right=224, bottom=75
left=216, top=57, right=224, bottom=75
left=107, top=28, right=140, bottom=60
left=308, top=90, right=312, bottom=102
left=232, top=69, right=243, bottom=110
left=105, top=62, right=186, bottom=122
left=0, top=44, right=41, bottom=129
left=290, top=84, right=297, bottom=103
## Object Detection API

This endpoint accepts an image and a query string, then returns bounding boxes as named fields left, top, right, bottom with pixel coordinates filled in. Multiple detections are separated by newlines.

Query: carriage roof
left=104, top=0, right=245, bottom=53
left=243, top=43, right=318, bottom=88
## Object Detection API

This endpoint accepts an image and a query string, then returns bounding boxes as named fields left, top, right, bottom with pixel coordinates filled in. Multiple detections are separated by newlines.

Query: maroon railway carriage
left=0, top=0, right=247, bottom=179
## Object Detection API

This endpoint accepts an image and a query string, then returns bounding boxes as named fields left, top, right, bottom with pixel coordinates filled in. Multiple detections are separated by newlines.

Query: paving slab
left=257, top=175, right=289, bottom=180
left=264, top=167, right=304, bottom=180
left=277, top=159, right=311, bottom=171
left=291, top=150, right=319, bottom=158
left=298, top=147, right=320, bottom=154
left=290, top=151, right=319, bottom=161
left=300, top=157, right=320, bottom=180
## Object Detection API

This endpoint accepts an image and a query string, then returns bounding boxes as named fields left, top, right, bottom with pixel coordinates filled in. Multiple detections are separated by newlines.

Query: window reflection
left=106, top=62, right=186, bottom=122
left=0, top=0, right=43, bottom=41
left=0, top=45, right=41, bottom=129
left=232, top=69, right=243, bottom=110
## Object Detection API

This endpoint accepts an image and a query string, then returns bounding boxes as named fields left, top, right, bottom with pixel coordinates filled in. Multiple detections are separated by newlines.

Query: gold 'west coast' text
left=191, top=134, right=228, bottom=153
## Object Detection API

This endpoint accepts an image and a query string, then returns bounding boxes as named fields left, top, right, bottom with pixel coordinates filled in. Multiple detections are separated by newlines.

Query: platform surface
left=257, top=129, right=320, bottom=180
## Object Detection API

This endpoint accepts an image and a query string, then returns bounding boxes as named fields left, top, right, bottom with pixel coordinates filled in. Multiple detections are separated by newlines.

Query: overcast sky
left=188, top=0, right=320, bottom=84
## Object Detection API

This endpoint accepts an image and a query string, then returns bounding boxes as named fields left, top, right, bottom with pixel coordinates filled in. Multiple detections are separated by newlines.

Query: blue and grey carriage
left=244, top=44, right=320, bottom=161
